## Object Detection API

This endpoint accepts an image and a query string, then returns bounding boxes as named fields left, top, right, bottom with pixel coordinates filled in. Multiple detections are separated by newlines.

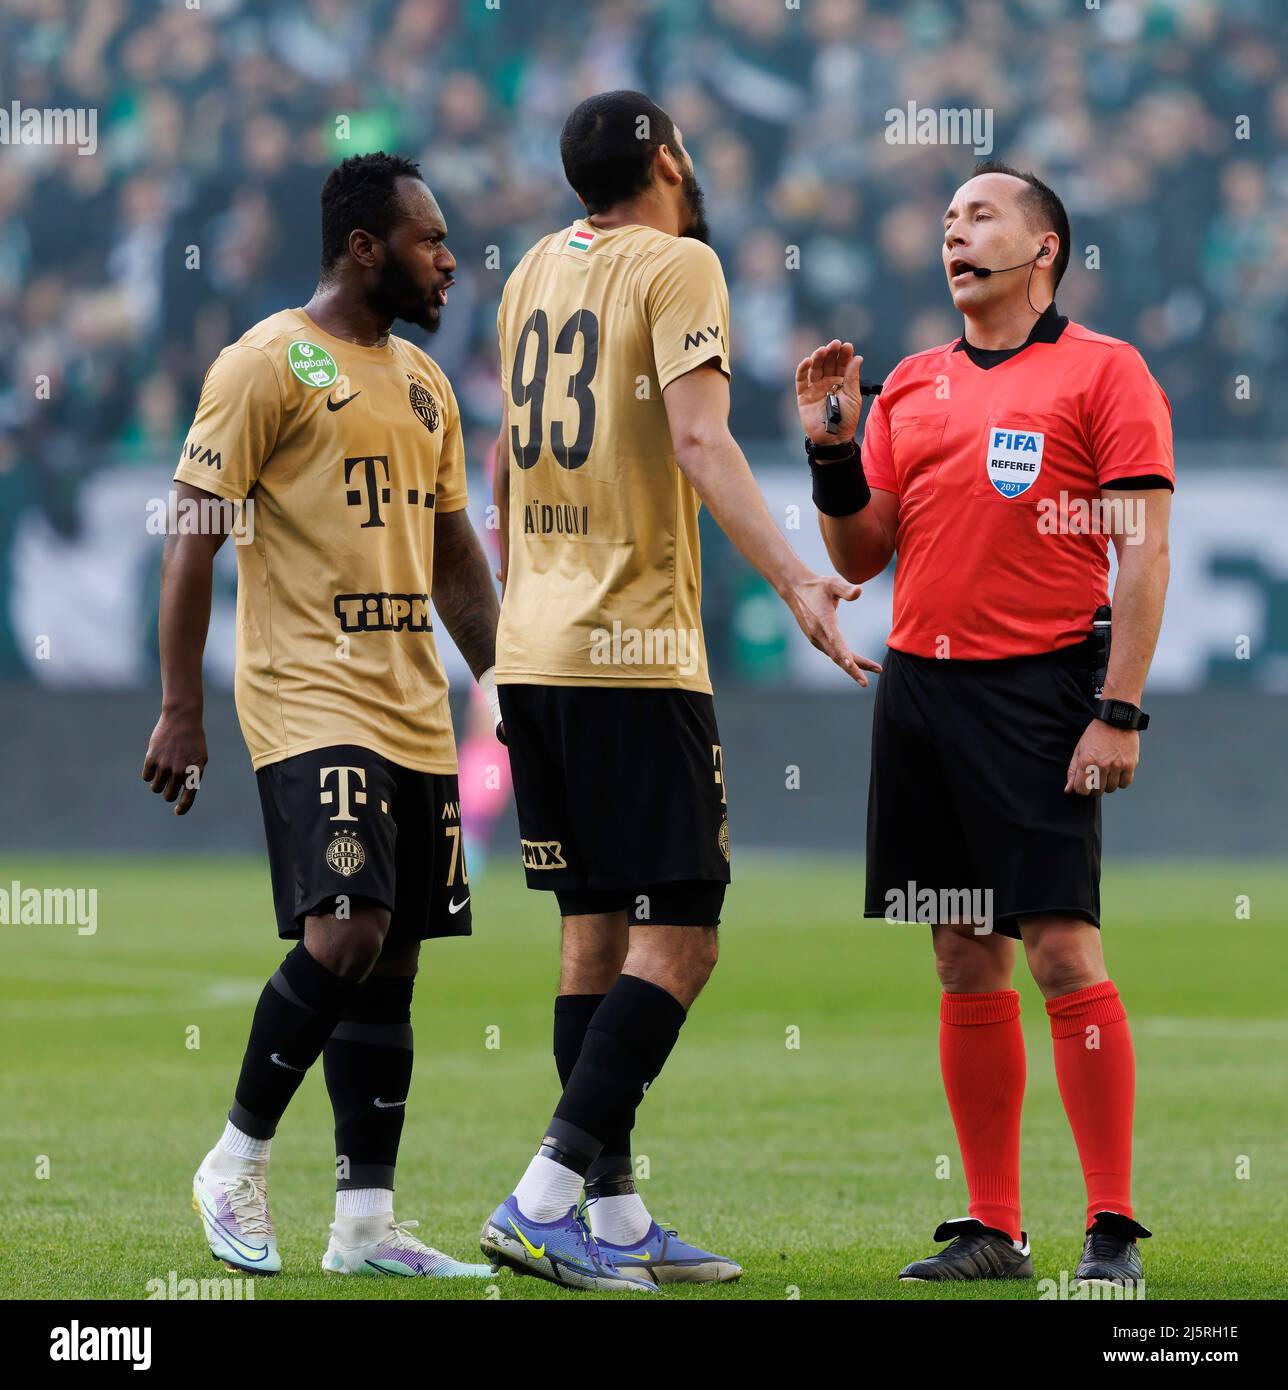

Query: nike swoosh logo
left=326, top=391, right=361, bottom=412
left=507, top=1218, right=545, bottom=1261
left=373, top=1097, right=406, bottom=1109
left=448, top=896, right=470, bottom=914
left=620, top=1250, right=652, bottom=1261
left=198, top=1195, right=269, bottom=1263
left=270, top=1053, right=306, bottom=1072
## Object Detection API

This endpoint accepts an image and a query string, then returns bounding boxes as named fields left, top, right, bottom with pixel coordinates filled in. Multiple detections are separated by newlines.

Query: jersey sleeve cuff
left=172, top=467, right=249, bottom=503
left=1097, top=466, right=1175, bottom=491
left=656, top=354, right=730, bottom=394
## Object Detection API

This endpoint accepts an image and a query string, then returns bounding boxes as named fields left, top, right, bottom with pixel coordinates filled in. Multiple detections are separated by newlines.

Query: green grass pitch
left=1, top=854, right=1285, bottom=1300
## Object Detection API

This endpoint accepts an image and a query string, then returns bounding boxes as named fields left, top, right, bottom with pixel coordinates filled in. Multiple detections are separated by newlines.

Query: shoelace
left=1087, top=1230, right=1129, bottom=1261
left=224, top=1174, right=272, bottom=1239
left=939, top=1231, right=991, bottom=1258
left=389, top=1223, right=427, bottom=1256
left=574, top=1194, right=668, bottom=1260
left=573, top=1196, right=606, bottom=1262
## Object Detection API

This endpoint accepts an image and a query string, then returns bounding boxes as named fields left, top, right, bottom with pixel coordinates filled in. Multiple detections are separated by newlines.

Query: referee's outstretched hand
left=796, top=339, right=865, bottom=443
left=783, top=572, right=883, bottom=687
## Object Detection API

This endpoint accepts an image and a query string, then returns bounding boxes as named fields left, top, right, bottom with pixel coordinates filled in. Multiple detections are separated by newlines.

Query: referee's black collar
left=954, top=302, right=1068, bottom=369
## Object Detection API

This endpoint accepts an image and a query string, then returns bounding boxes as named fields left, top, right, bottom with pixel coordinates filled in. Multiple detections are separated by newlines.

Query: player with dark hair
left=800, top=163, right=1172, bottom=1287
left=478, top=91, right=880, bottom=1291
left=558, top=89, right=708, bottom=240
left=143, top=152, right=500, bottom=1279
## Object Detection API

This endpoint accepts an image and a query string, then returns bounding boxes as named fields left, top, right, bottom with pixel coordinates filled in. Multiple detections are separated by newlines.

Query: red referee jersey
left=862, top=310, right=1174, bottom=661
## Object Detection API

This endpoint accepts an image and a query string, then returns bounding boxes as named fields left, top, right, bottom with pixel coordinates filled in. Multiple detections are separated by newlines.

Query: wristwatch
left=804, top=435, right=857, bottom=463
left=1095, top=699, right=1149, bottom=731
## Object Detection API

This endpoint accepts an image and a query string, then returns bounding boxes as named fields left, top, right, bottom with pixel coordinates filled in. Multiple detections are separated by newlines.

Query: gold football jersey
left=173, top=308, right=467, bottom=773
left=495, top=219, right=731, bottom=692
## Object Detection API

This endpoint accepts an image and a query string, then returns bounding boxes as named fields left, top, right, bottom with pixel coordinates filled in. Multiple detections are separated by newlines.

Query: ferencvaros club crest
left=407, top=374, right=439, bottom=433
left=325, top=832, right=365, bottom=877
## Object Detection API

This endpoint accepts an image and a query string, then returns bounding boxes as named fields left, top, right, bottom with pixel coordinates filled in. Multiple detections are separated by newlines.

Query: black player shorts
left=255, top=744, right=471, bottom=943
left=498, top=684, right=730, bottom=926
left=864, top=641, right=1102, bottom=939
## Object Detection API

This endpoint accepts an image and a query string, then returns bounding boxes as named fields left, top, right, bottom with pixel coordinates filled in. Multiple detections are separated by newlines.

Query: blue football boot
left=479, top=1194, right=659, bottom=1292
left=591, top=1214, right=743, bottom=1284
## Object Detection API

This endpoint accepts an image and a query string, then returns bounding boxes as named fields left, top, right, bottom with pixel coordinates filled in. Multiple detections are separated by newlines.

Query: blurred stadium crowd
left=0, top=0, right=1284, bottom=680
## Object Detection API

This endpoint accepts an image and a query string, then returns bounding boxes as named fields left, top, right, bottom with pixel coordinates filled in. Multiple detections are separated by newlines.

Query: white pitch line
left=0, top=979, right=264, bottom=1020
left=1135, top=1016, right=1288, bottom=1043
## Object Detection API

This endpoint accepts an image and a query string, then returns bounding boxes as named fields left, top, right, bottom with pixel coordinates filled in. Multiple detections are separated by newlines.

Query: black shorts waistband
left=887, top=636, right=1098, bottom=674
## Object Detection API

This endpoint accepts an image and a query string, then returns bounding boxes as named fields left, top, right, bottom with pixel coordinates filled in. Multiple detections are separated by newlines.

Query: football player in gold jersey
left=479, top=92, right=882, bottom=1291
left=143, top=154, right=499, bottom=1280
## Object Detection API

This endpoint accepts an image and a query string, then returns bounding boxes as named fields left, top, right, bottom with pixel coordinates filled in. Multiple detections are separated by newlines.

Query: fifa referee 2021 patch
left=986, top=426, right=1045, bottom=497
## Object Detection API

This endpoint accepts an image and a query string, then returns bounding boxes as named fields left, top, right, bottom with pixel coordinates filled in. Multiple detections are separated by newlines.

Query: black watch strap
left=1095, top=699, right=1149, bottom=731
left=805, top=435, right=858, bottom=462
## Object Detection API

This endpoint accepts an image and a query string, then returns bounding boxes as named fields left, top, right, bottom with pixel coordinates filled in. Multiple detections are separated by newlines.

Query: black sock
left=554, top=993, right=633, bottom=1190
left=230, top=942, right=356, bottom=1139
left=546, top=974, right=686, bottom=1175
left=323, top=975, right=415, bottom=1192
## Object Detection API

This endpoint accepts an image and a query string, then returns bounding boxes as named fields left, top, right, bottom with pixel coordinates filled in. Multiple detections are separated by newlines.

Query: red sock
left=1046, top=979, right=1135, bottom=1227
left=939, top=989, right=1025, bottom=1242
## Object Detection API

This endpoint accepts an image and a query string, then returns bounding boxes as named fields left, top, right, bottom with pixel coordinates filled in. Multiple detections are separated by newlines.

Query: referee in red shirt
left=801, top=162, right=1172, bottom=1287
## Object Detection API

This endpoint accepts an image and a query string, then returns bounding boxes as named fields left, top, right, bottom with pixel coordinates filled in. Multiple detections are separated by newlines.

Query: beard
left=680, top=169, right=711, bottom=245
left=372, top=250, right=440, bottom=333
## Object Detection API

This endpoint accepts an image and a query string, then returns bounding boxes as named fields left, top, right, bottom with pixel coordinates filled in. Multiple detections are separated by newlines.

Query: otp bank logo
left=986, top=427, right=1045, bottom=497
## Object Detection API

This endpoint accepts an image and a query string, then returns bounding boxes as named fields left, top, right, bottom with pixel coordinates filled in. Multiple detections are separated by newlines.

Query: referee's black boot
left=1074, top=1210, right=1150, bottom=1288
left=898, top=1218, right=1032, bottom=1281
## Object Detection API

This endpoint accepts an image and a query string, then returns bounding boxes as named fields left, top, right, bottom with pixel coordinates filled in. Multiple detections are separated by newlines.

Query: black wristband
left=807, top=436, right=858, bottom=463
left=808, top=438, right=871, bottom=516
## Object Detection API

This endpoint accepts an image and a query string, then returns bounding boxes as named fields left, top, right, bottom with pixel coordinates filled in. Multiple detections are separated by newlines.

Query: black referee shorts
left=864, top=641, right=1102, bottom=939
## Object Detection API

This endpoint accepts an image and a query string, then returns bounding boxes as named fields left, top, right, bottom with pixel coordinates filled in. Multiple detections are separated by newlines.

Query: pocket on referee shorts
left=1050, top=661, right=1099, bottom=739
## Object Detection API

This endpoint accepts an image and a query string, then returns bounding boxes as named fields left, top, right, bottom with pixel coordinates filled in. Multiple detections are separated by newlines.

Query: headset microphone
left=971, top=247, right=1049, bottom=279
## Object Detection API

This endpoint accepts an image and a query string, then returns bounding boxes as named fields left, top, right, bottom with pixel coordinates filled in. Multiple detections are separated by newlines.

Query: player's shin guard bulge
left=230, top=941, right=356, bottom=1139
left=551, top=974, right=687, bottom=1157
left=324, top=975, right=415, bottom=1191
left=939, top=989, right=1025, bottom=1243
left=1046, top=979, right=1137, bottom=1228
left=554, top=993, right=632, bottom=1164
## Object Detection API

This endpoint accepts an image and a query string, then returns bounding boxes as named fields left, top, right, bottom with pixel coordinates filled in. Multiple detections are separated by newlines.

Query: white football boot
left=192, top=1149, right=281, bottom=1274
left=323, top=1214, right=494, bottom=1278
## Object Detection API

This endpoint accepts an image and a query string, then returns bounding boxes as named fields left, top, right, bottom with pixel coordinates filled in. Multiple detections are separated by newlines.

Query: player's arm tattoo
left=432, top=506, right=499, bottom=681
